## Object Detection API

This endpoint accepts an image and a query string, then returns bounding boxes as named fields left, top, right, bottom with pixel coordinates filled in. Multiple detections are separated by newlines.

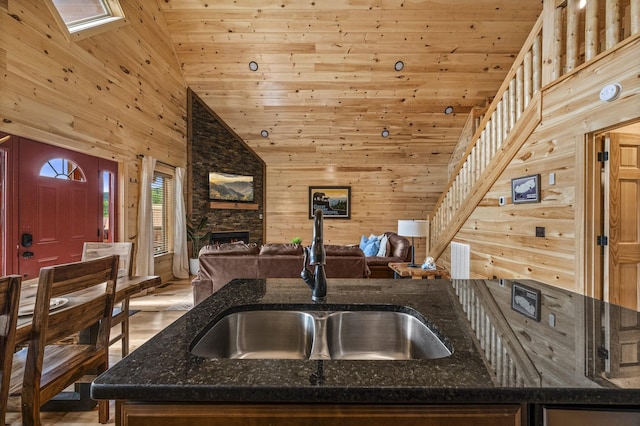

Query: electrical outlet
left=498, top=196, right=506, bottom=206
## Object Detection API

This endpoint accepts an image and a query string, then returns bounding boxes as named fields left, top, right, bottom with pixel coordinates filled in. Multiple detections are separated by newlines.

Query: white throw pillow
left=376, top=235, right=388, bottom=257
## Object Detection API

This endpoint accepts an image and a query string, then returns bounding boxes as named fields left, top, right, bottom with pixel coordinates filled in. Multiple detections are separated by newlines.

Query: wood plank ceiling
left=160, top=0, right=543, bottom=206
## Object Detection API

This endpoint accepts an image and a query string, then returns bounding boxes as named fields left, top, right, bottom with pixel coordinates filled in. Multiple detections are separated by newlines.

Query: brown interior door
left=18, top=139, right=102, bottom=279
left=607, top=133, right=640, bottom=311
left=605, top=305, right=640, bottom=380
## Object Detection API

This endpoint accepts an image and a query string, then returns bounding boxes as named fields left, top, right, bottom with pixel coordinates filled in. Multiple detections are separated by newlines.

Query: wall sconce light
left=249, top=61, right=259, bottom=71
left=444, top=106, right=454, bottom=115
left=260, top=130, right=269, bottom=137
left=394, top=61, right=404, bottom=71
left=381, top=129, right=390, bottom=138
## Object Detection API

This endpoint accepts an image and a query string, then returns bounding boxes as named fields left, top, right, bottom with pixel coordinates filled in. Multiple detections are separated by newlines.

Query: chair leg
left=121, top=299, right=130, bottom=357
left=21, top=395, right=40, bottom=426
left=97, top=356, right=110, bottom=423
left=98, top=399, right=109, bottom=423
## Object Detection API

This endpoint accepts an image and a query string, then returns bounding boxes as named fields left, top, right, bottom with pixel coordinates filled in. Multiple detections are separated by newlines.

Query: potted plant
left=186, top=216, right=212, bottom=275
left=291, top=236, right=302, bottom=245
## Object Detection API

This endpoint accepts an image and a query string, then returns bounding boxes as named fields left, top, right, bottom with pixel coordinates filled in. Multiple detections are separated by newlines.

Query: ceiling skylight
left=46, top=0, right=126, bottom=40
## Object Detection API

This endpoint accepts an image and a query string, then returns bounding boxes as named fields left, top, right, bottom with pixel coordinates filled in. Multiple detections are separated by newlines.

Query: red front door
left=17, top=139, right=102, bottom=279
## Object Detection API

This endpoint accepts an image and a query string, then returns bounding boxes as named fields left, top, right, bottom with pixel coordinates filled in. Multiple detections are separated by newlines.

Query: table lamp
left=397, top=219, right=428, bottom=267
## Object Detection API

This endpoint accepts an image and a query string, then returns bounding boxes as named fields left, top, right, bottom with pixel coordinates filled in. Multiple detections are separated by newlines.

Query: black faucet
left=301, top=209, right=327, bottom=302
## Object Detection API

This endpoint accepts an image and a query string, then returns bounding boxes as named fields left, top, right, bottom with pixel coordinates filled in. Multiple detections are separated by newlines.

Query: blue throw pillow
left=363, top=240, right=381, bottom=257
left=359, top=235, right=369, bottom=250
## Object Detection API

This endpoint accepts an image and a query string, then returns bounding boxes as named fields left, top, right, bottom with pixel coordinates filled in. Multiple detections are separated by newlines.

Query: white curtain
left=172, top=167, right=189, bottom=279
left=135, top=156, right=156, bottom=276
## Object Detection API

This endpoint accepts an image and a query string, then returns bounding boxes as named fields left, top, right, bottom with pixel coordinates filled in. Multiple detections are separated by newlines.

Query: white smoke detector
left=599, top=83, right=622, bottom=102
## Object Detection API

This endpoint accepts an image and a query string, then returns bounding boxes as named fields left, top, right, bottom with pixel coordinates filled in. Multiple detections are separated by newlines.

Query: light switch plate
left=549, top=172, right=555, bottom=185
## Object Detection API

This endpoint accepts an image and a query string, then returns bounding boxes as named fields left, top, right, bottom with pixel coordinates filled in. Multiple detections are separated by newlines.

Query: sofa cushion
left=366, top=256, right=404, bottom=267
left=259, top=243, right=304, bottom=256
left=386, top=232, right=411, bottom=260
left=199, top=242, right=259, bottom=256
left=325, top=245, right=365, bottom=257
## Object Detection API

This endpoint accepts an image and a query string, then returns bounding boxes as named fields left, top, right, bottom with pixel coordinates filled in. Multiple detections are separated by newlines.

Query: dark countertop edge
left=91, top=383, right=640, bottom=405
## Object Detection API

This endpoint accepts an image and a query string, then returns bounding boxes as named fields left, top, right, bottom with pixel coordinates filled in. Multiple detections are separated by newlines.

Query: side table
left=388, top=262, right=450, bottom=280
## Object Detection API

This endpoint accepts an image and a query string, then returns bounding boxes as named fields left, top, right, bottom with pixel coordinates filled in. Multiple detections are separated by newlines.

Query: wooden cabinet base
left=117, top=402, right=522, bottom=426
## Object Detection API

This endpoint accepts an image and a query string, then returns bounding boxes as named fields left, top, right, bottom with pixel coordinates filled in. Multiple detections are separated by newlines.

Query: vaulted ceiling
left=160, top=0, right=542, bottom=172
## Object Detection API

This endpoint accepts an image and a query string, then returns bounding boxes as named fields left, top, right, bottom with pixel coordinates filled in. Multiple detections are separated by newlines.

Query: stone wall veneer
left=189, top=91, right=265, bottom=245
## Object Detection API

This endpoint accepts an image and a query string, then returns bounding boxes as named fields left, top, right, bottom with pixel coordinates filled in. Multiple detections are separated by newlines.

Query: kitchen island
left=92, top=278, right=640, bottom=425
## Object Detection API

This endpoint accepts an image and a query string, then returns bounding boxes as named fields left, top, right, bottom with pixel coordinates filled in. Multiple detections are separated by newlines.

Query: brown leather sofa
left=365, top=232, right=412, bottom=278
left=192, top=242, right=370, bottom=305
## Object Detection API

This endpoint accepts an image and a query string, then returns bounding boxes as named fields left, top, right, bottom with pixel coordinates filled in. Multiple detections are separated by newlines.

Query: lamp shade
left=397, top=220, right=428, bottom=238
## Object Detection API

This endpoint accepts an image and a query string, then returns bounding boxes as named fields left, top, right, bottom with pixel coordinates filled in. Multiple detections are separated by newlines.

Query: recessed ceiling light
left=444, top=106, right=454, bottom=115
left=249, top=61, right=259, bottom=71
left=260, top=129, right=269, bottom=137
left=381, top=129, right=390, bottom=138
left=394, top=61, right=404, bottom=71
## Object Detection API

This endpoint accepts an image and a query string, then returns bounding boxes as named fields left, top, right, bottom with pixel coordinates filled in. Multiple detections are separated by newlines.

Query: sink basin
left=191, top=306, right=452, bottom=360
left=190, top=310, right=316, bottom=359
left=325, top=311, right=452, bottom=360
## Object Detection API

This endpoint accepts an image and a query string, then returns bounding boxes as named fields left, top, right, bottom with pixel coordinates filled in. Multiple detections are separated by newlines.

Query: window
left=52, top=0, right=112, bottom=27
left=151, top=170, right=174, bottom=256
left=39, top=158, right=86, bottom=181
left=45, top=0, right=126, bottom=40
left=102, top=170, right=114, bottom=242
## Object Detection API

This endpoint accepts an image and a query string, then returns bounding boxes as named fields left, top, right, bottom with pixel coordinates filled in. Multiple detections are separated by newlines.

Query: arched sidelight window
left=39, top=158, right=86, bottom=182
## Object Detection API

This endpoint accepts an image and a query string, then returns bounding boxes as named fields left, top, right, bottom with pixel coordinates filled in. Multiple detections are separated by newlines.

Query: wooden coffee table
left=388, top=262, right=450, bottom=280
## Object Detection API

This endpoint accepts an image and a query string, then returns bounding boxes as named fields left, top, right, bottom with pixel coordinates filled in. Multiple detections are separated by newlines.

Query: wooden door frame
left=583, top=120, right=640, bottom=302
left=583, top=132, right=605, bottom=301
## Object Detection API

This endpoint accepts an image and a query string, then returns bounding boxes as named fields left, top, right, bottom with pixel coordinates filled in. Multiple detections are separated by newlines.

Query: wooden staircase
left=429, top=0, right=640, bottom=265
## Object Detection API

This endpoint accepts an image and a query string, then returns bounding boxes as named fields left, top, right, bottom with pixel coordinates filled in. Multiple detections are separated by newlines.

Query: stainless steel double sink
left=190, top=305, right=453, bottom=360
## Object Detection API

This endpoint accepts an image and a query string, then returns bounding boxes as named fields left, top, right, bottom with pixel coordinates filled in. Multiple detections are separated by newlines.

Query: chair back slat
left=49, top=261, right=120, bottom=298
left=44, top=296, right=110, bottom=345
left=0, top=275, right=21, bottom=425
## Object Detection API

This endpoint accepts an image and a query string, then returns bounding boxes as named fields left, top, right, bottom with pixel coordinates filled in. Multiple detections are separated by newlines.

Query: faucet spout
left=300, top=209, right=327, bottom=302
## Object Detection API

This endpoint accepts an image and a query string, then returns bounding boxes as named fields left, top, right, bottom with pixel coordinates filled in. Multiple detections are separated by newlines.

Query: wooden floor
left=5, top=277, right=194, bottom=425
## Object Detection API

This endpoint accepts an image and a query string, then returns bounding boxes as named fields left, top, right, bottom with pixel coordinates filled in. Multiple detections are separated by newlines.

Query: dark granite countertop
left=91, top=278, right=640, bottom=405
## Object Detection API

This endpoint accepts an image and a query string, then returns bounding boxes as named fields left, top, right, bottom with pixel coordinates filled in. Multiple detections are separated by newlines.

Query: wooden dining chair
left=82, top=242, right=134, bottom=356
left=7, top=255, right=118, bottom=425
left=0, top=275, right=21, bottom=425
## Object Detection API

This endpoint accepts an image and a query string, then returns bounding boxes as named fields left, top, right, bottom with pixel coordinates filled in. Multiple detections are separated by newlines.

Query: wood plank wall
left=440, top=38, right=640, bottom=294
left=0, top=0, right=187, bottom=281
left=265, top=164, right=435, bottom=259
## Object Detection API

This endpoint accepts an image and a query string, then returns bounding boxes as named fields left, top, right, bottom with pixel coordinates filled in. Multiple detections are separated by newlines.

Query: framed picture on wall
left=511, top=174, right=540, bottom=204
left=308, top=186, right=351, bottom=219
left=511, top=282, right=541, bottom=321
